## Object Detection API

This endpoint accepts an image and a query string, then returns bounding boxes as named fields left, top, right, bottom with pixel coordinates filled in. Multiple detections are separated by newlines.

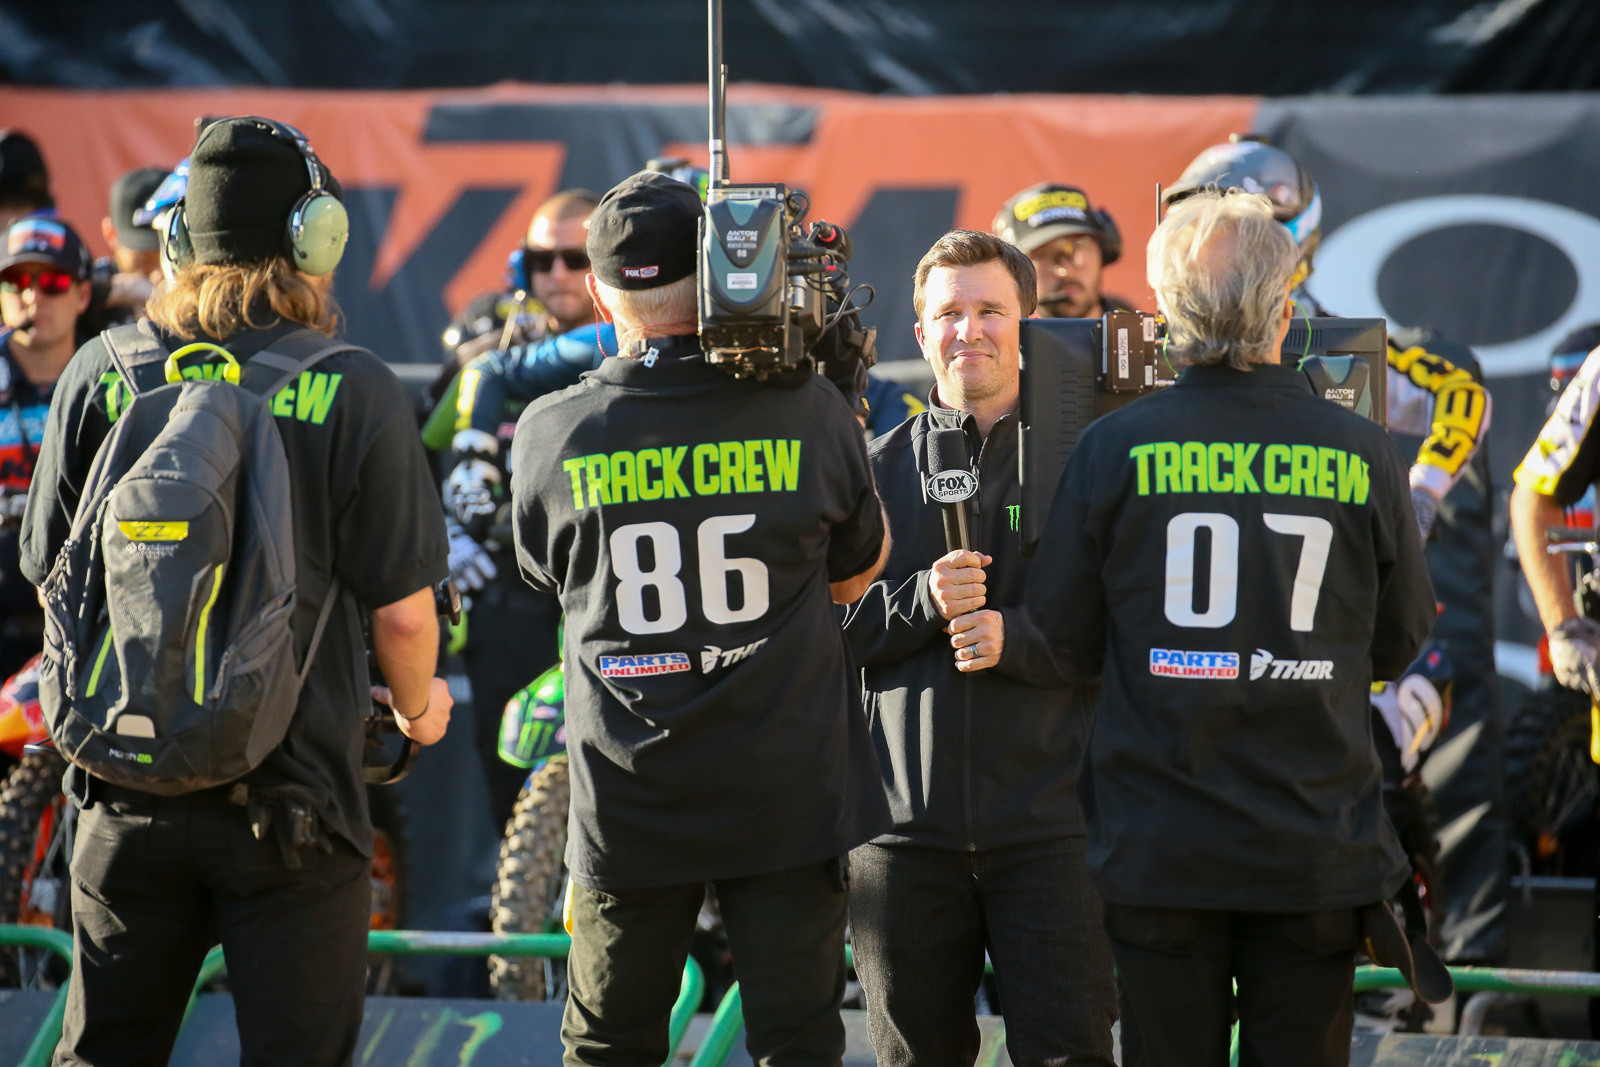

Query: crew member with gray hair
left=509, top=171, right=890, bottom=1067
left=1024, top=190, right=1437, bottom=1067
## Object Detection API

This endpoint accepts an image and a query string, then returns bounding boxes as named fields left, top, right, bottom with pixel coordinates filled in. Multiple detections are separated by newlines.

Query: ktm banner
left=4, top=86, right=1598, bottom=390
left=0, top=86, right=1255, bottom=369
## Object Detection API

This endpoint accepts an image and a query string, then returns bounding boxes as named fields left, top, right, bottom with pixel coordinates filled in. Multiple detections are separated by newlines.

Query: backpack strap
left=101, top=321, right=171, bottom=398
left=242, top=328, right=367, bottom=399
left=298, top=578, right=341, bottom=689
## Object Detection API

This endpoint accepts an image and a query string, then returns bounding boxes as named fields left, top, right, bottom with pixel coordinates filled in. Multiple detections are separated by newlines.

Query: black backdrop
left=3, top=0, right=1599, bottom=95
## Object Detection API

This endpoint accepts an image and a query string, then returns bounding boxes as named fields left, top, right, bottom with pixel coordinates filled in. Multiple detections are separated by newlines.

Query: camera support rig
left=696, top=0, right=873, bottom=383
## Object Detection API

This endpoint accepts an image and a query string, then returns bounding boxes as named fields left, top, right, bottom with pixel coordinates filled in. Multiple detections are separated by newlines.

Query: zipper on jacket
left=964, top=673, right=977, bottom=851
left=961, top=414, right=1011, bottom=852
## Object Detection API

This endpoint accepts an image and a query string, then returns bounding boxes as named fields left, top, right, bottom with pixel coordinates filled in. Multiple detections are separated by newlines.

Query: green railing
left=689, top=961, right=1600, bottom=1067
left=0, top=925, right=74, bottom=1067
left=0, top=925, right=703, bottom=1067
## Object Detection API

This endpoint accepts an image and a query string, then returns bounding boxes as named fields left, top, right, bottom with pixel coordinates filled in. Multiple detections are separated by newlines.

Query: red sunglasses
left=0, top=268, right=75, bottom=296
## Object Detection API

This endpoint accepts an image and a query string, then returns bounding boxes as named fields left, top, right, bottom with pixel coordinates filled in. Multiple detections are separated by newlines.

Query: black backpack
left=38, top=321, right=360, bottom=795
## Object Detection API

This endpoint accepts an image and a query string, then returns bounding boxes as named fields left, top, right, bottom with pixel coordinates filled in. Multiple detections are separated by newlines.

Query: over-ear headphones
left=1091, top=207, right=1123, bottom=266
left=164, top=118, right=348, bottom=276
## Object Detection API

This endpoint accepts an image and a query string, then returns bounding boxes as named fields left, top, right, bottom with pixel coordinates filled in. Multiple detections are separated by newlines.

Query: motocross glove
left=446, top=518, right=498, bottom=593
left=1549, top=615, right=1600, bottom=695
left=1410, top=486, right=1441, bottom=543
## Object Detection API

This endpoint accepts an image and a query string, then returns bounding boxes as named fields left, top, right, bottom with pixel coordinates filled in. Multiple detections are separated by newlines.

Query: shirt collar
left=1176, top=361, right=1315, bottom=395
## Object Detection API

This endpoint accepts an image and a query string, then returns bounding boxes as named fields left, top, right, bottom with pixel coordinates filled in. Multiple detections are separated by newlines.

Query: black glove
left=230, top=783, right=334, bottom=870
left=1549, top=616, right=1600, bottom=695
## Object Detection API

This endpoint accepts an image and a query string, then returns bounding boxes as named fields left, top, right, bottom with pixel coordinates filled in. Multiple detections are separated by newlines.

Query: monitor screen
left=1017, top=315, right=1388, bottom=554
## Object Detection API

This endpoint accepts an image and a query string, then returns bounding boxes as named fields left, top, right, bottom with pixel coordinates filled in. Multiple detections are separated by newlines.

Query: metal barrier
left=0, top=925, right=703, bottom=1067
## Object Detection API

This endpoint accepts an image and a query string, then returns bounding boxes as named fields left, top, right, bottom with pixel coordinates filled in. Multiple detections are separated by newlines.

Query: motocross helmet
left=1163, top=134, right=1322, bottom=289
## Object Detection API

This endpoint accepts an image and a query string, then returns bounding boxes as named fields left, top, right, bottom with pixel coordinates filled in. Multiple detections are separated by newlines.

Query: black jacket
left=843, top=398, right=1094, bottom=851
left=1025, top=363, right=1434, bottom=910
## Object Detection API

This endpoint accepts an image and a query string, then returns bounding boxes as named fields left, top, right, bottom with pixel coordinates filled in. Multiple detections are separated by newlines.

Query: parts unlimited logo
left=1149, top=649, right=1239, bottom=680
left=1249, top=649, right=1334, bottom=681
left=598, top=652, right=691, bottom=678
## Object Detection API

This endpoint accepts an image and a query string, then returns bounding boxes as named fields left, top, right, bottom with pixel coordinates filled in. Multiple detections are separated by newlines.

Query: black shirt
left=20, top=321, right=449, bottom=855
left=509, top=337, right=889, bottom=890
left=1025, top=362, right=1434, bottom=911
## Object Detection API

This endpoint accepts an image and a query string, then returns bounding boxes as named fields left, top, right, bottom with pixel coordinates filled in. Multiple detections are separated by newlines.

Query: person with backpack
left=19, top=115, right=452, bottom=1067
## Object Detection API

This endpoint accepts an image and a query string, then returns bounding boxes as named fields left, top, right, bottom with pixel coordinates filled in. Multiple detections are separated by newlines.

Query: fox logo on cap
left=622, top=265, right=660, bottom=280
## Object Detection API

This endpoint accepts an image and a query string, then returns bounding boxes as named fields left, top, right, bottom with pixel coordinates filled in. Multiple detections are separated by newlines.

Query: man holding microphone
left=843, top=229, right=1116, bottom=1067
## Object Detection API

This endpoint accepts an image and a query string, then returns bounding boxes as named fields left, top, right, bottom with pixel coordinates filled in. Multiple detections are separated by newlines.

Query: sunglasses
left=522, top=246, right=590, bottom=273
left=0, top=268, right=75, bottom=295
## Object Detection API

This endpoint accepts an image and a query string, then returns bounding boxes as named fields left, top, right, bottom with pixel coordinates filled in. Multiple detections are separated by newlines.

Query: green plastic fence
left=0, top=925, right=703, bottom=1067
left=690, top=962, right=1600, bottom=1067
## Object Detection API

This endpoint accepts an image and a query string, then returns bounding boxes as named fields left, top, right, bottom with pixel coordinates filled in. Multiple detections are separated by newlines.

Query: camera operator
left=0, top=215, right=92, bottom=677
left=842, top=229, right=1115, bottom=1066
left=992, top=183, right=1131, bottom=319
left=19, top=116, right=452, bottom=1065
left=509, top=172, right=889, bottom=1066
left=1025, top=190, right=1435, bottom=1067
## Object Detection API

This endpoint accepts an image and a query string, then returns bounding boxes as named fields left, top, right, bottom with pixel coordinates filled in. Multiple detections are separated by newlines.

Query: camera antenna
left=707, top=0, right=728, bottom=192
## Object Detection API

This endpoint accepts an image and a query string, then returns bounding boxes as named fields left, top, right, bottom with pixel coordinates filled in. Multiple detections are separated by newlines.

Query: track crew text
left=1129, top=442, right=1370, bottom=504
left=562, top=440, right=801, bottom=511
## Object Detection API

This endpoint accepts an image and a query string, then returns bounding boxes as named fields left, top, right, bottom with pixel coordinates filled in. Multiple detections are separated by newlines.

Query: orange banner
left=0, top=85, right=1257, bottom=363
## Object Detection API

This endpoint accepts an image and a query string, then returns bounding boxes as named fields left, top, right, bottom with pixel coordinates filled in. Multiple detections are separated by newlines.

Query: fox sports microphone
left=924, top=427, right=978, bottom=552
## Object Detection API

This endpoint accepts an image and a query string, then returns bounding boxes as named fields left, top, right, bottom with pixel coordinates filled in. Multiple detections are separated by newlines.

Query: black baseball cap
left=994, top=182, right=1106, bottom=254
left=186, top=116, right=342, bottom=266
left=0, top=130, right=51, bottom=209
left=586, top=171, right=701, bottom=290
left=108, top=166, right=168, bottom=252
left=0, top=215, right=91, bottom=280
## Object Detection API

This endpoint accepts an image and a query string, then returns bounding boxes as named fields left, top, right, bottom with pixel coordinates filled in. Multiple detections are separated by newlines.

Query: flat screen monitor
left=1017, top=315, right=1387, bottom=554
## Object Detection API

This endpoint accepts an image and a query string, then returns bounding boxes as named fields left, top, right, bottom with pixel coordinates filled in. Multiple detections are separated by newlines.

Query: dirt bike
left=1506, top=521, right=1600, bottom=880
left=488, top=662, right=735, bottom=1007
left=488, top=662, right=572, bottom=1002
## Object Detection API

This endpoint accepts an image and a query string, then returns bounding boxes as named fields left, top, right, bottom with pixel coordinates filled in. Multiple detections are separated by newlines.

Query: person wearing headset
left=993, top=183, right=1132, bottom=319
left=20, top=115, right=452, bottom=1066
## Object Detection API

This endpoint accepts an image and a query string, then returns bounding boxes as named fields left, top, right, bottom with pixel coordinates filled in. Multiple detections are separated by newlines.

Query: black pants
left=54, top=785, right=371, bottom=1067
left=849, top=838, right=1117, bottom=1067
left=1105, top=904, right=1362, bottom=1067
left=563, top=859, right=850, bottom=1067
left=462, top=572, right=561, bottom=830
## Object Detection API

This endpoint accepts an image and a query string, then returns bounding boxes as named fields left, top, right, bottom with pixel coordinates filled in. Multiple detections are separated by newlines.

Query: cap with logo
left=0, top=215, right=92, bottom=281
left=586, top=171, right=702, bottom=291
left=993, top=182, right=1122, bottom=264
left=108, top=166, right=169, bottom=253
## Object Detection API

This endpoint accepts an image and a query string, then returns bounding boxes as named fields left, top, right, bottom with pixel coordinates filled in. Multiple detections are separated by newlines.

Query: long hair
left=146, top=259, right=341, bottom=341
